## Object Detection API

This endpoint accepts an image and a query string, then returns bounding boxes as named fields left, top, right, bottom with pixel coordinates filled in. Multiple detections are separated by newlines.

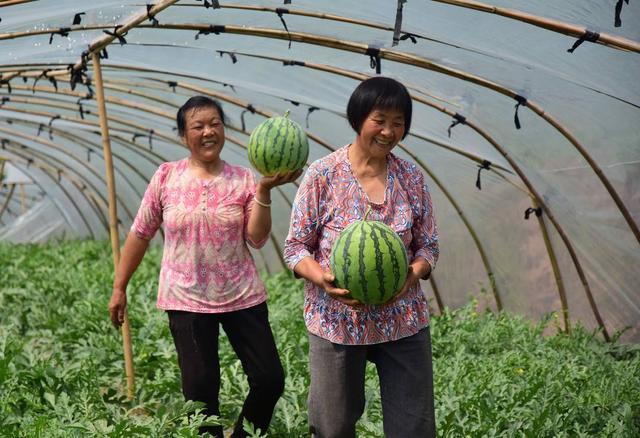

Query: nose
left=380, top=124, right=393, bottom=136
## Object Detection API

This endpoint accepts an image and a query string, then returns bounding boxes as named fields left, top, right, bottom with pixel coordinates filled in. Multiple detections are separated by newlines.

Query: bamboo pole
left=431, top=0, right=640, bottom=53
left=69, top=0, right=180, bottom=73
left=429, top=272, right=444, bottom=315
left=0, top=0, right=36, bottom=7
left=91, top=53, right=135, bottom=399
left=532, top=198, right=570, bottom=332
left=0, top=183, right=16, bottom=221
left=0, top=25, right=111, bottom=42
left=1, top=4, right=637, bottom=54
left=19, top=183, right=26, bottom=213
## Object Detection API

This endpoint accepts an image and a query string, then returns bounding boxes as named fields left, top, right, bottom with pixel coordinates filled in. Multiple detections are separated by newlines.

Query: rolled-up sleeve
left=284, top=165, right=322, bottom=270
left=411, top=173, right=439, bottom=274
left=131, top=163, right=168, bottom=240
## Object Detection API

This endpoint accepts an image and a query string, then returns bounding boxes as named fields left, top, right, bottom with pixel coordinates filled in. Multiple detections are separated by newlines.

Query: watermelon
left=247, top=110, right=309, bottom=176
left=330, top=208, right=409, bottom=305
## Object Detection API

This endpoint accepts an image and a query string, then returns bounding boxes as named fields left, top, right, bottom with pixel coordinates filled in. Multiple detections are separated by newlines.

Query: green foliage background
left=0, top=241, right=639, bottom=437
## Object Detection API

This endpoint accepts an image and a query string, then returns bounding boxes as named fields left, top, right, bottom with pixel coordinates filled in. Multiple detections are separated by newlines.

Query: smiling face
left=355, top=107, right=406, bottom=158
left=181, top=105, right=225, bottom=164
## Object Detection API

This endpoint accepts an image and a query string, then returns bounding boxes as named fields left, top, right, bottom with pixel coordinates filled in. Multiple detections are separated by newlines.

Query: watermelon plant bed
left=1, top=241, right=639, bottom=437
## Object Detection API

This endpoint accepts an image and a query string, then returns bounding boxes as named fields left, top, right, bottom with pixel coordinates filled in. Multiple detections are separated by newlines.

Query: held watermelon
left=247, top=110, right=309, bottom=176
left=329, top=208, right=409, bottom=305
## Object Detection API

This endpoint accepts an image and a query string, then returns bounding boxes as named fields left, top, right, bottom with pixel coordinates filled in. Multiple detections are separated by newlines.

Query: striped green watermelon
left=330, top=208, right=408, bottom=305
left=247, top=110, right=309, bottom=176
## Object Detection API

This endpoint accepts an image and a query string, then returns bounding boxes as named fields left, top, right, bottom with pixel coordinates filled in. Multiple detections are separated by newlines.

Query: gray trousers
left=307, top=327, right=435, bottom=438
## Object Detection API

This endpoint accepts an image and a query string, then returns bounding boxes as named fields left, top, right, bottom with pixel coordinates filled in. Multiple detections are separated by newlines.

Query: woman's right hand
left=108, top=288, right=127, bottom=328
left=320, top=271, right=361, bottom=307
left=107, top=232, right=150, bottom=328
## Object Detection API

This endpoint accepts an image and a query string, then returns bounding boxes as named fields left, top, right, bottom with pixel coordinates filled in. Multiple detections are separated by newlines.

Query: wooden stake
left=428, top=275, right=444, bottom=315
left=0, top=183, right=16, bottom=222
left=91, top=52, right=136, bottom=399
left=19, top=183, right=25, bottom=214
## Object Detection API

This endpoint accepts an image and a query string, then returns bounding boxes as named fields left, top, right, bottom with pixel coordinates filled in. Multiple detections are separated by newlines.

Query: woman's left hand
left=394, top=260, right=432, bottom=300
left=259, top=169, right=303, bottom=190
left=395, top=265, right=419, bottom=299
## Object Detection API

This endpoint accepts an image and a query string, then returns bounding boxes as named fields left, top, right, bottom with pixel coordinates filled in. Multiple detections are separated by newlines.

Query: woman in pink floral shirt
left=108, top=96, right=300, bottom=438
left=284, top=77, right=439, bottom=437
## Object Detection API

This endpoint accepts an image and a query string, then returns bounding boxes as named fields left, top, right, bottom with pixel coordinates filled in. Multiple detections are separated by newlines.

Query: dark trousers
left=167, top=302, right=285, bottom=437
left=307, top=327, right=435, bottom=438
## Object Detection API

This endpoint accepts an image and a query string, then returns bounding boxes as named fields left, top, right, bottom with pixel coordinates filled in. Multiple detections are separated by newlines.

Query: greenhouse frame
left=1, top=0, right=639, bottom=405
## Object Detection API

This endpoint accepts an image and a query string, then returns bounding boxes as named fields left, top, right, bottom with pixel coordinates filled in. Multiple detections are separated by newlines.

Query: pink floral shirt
left=132, top=159, right=268, bottom=313
left=284, top=145, right=439, bottom=345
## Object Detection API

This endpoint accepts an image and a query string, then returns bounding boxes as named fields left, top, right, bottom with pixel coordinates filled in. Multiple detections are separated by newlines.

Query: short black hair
left=346, top=76, right=412, bottom=139
left=176, top=96, right=225, bottom=137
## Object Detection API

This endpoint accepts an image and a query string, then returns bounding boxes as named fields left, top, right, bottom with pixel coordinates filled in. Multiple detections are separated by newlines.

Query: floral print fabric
left=132, top=158, right=267, bottom=313
left=284, top=145, right=439, bottom=345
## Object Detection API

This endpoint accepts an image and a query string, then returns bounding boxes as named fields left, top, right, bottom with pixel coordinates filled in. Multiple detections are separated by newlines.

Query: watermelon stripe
left=337, top=223, right=357, bottom=289
left=357, top=222, right=370, bottom=303
left=269, top=121, right=283, bottom=171
left=290, top=128, right=303, bottom=169
left=372, top=222, right=405, bottom=296
left=250, top=122, right=264, bottom=171
left=258, top=121, right=273, bottom=173
left=248, top=122, right=264, bottom=169
left=368, top=223, right=387, bottom=302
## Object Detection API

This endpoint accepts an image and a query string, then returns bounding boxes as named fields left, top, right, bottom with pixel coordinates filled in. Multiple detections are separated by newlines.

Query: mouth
left=374, top=138, right=393, bottom=147
left=201, top=140, right=218, bottom=148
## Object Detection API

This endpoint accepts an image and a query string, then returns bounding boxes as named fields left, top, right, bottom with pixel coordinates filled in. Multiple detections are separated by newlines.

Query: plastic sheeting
left=0, top=198, right=71, bottom=242
left=0, top=0, right=638, bottom=341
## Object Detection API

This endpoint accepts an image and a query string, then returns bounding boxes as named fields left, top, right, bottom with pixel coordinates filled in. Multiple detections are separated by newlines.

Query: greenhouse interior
left=1, top=1, right=639, bottom=436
